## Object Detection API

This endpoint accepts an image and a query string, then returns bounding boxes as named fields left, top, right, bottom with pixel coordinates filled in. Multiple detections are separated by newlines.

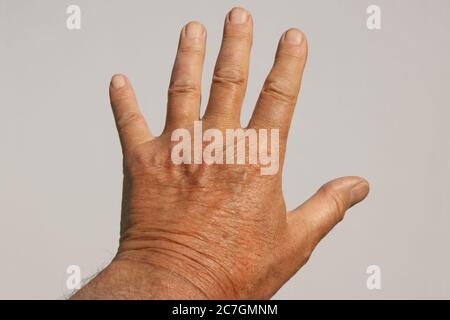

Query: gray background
left=1, top=0, right=449, bottom=299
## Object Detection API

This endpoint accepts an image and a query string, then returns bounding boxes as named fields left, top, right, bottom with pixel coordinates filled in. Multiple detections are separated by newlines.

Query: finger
left=248, top=28, right=308, bottom=153
left=203, top=7, right=253, bottom=127
left=164, top=21, right=206, bottom=132
left=286, top=177, right=369, bottom=267
left=109, top=74, right=153, bottom=155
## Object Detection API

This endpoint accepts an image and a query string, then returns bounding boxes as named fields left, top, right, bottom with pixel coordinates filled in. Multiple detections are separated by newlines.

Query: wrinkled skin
left=72, top=7, right=369, bottom=299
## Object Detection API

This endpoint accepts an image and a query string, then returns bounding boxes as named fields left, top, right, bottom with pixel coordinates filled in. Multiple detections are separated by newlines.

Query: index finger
left=247, top=28, right=308, bottom=154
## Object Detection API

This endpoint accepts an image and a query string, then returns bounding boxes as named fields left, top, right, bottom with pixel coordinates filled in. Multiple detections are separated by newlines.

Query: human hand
left=72, top=7, right=369, bottom=300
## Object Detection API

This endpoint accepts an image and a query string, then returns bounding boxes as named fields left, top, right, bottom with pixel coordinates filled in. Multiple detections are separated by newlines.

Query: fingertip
left=282, top=28, right=305, bottom=45
left=226, top=7, right=251, bottom=24
left=183, top=21, right=206, bottom=39
left=349, top=179, right=370, bottom=207
left=285, top=176, right=369, bottom=267
left=320, top=176, right=370, bottom=208
left=110, top=74, right=127, bottom=90
left=278, top=28, right=308, bottom=60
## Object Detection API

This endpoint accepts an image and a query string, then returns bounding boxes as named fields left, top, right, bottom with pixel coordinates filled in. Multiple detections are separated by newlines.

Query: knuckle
left=319, top=184, right=347, bottom=222
left=168, top=80, right=201, bottom=98
left=177, top=44, right=204, bottom=57
left=127, top=142, right=166, bottom=173
left=213, top=66, right=246, bottom=88
left=223, top=28, right=252, bottom=42
left=261, top=79, right=297, bottom=105
left=222, top=34, right=252, bottom=46
left=116, top=111, right=144, bottom=132
left=302, top=248, right=312, bottom=265
left=131, top=147, right=152, bottom=169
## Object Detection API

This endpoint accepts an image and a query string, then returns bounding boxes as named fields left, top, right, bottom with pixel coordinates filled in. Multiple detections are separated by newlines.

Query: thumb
left=286, top=176, right=369, bottom=264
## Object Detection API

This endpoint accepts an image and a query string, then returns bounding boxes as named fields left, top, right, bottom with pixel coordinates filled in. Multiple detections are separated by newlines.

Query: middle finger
left=203, top=7, right=253, bottom=127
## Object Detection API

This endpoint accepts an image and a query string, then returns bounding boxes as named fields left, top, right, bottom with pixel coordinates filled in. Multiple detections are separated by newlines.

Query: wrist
left=71, top=254, right=208, bottom=300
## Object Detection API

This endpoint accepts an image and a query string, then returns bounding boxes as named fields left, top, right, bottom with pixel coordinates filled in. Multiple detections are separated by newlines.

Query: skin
left=72, top=7, right=369, bottom=300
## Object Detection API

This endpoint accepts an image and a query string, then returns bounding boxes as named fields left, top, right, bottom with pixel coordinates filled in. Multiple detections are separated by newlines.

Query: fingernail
left=111, top=74, right=126, bottom=89
left=284, top=28, right=303, bottom=45
left=228, top=7, right=248, bottom=24
left=185, top=22, right=204, bottom=39
left=350, top=180, right=370, bottom=206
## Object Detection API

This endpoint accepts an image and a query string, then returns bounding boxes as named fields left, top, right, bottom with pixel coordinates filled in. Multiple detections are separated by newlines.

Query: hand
left=72, top=7, right=369, bottom=300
